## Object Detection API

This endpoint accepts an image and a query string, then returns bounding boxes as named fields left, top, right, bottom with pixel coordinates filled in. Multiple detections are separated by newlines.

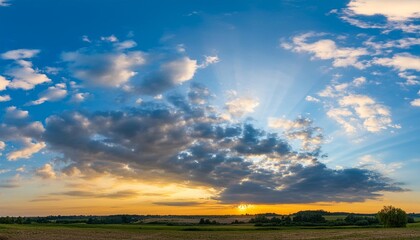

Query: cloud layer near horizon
left=42, top=84, right=404, bottom=204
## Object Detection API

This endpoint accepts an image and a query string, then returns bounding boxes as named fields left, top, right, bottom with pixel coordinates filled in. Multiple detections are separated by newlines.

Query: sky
left=0, top=0, right=419, bottom=216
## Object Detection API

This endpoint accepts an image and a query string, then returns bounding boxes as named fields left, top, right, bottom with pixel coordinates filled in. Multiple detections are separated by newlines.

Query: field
left=0, top=223, right=420, bottom=240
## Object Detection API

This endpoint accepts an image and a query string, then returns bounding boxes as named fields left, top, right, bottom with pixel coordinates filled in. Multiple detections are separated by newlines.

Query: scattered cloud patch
left=282, top=33, right=368, bottom=69
left=305, top=95, right=320, bottom=102
left=0, top=95, right=11, bottom=102
left=7, top=137, right=46, bottom=161
left=2, top=49, right=40, bottom=60
left=1, top=50, right=51, bottom=90
left=0, top=76, right=10, bottom=90
left=0, top=107, right=45, bottom=161
left=28, top=83, right=68, bottom=105
left=356, top=155, right=402, bottom=175
left=347, top=0, right=420, bottom=21
left=269, top=117, right=323, bottom=152
left=35, top=163, right=56, bottom=179
left=225, top=96, right=259, bottom=118
left=374, top=53, right=420, bottom=71
left=62, top=49, right=145, bottom=88
left=316, top=80, right=398, bottom=134
left=138, top=57, right=198, bottom=95
left=411, top=98, right=420, bottom=107
left=70, top=92, right=89, bottom=103
left=0, top=0, right=10, bottom=7
left=341, top=0, right=420, bottom=33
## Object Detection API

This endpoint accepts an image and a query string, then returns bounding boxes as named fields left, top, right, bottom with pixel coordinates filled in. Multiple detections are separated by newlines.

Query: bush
left=377, top=205, right=407, bottom=228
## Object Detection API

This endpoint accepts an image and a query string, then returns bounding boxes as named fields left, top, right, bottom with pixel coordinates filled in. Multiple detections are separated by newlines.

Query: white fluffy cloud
left=305, top=95, right=320, bottom=102
left=282, top=33, right=368, bottom=69
left=0, top=76, right=10, bottom=90
left=374, top=54, right=420, bottom=71
left=198, top=55, right=220, bottom=68
left=0, top=95, right=11, bottom=102
left=161, top=57, right=198, bottom=84
left=2, top=50, right=51, bottom=90
left=317, top=80, right=398, bottom=133
left=347, top=0, right=420, bottom=21
left=7, top=138, right=46, bottom=161
left=35, top=164, right=56, bottom=179
left=29, top=83, right=68, bottom=105
left=1, top=49, right=40, bottom=60
left=342, top=0, right=420, bottom=32
left=411, top=98, right=420, bottom=107
left=225, top=96, right=259, bottom=118
left=339, top=94, right=393, bottom=132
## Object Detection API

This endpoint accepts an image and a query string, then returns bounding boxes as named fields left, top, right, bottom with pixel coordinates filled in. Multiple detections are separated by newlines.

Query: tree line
left=0, top=206, right=415, bottom=228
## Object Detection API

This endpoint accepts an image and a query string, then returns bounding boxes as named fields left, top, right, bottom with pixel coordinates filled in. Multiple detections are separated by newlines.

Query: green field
left=0, top=223, right=420, bottom=240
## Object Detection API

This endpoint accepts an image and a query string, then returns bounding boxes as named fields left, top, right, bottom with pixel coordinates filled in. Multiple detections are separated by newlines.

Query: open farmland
left=0, top=223, right=420, bottom=240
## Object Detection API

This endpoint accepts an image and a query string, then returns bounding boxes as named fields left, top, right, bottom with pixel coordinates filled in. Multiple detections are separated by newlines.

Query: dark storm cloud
left=42, top=84, right=405, bottom=204
left=218, top=163, right=404, bottom=204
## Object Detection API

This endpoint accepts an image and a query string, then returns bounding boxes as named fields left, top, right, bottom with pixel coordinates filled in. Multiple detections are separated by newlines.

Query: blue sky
left=0, top=0, right=419, bottom=215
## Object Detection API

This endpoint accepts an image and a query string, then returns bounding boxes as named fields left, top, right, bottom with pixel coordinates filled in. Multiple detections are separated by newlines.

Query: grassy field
left=0, top=223, right=420, bottom=240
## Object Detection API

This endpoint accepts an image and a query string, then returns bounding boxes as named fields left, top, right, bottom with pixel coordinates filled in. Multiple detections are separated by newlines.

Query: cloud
left=305, top=96, right=320, bottom=102
left=7, top=137, right=46, bottom=161
left=411, top=98, right=420, bottom=107
left=153, top=201, right=203, bottom=206
left=115, top=40, right=137, bottom=50
left=363, top=38, right=420, bottom=53
left=316, top=81, right=398, bottom=134
left=0, top=95, right=11, bottom=102
left=5, top=106, right=28, bottom=119
left=341, top=0, right=420, bottom=33
left=0, top=76, right=10, bottom=90
left=0, top=0, right=10, bottom=7
left=138, top=57, right=198, bottom=95
left=374, top=53, right=420, bottom=71
left=269, top=117, right=323, bottom=152
left=347, top=0, right=420, bottom=21
left=0, top=107, right=46, bottom=161
left=1, top=49, right=40, bottom=60
left=1, top=50, right=51, bottom=90
left=54, top=190, right=139, bottom=199
left=356, top=155, right=402, bottom=175
left=28, top=83, right=68, bottom=105
left=198, top=55, right=220, bottom=68
left=35, top=163, right=56, bottom=179
left=225, top=96, right=259, bottom=118
left=62, top=49, right=145, bottom=88
left=101, top=35, right=118, bottom=42
left=218, top=163, right=403, bottom=204
left=398, top=72, right=419, bottom=86
left=70, top=92, right=89, bottom=103
left=339, top=94, right=394, bottom=133
left=42, top=84, right=403, bottom=204
left=353, top=76, right=366, bottom=87
left=282, top=33, right=368, bottom=69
